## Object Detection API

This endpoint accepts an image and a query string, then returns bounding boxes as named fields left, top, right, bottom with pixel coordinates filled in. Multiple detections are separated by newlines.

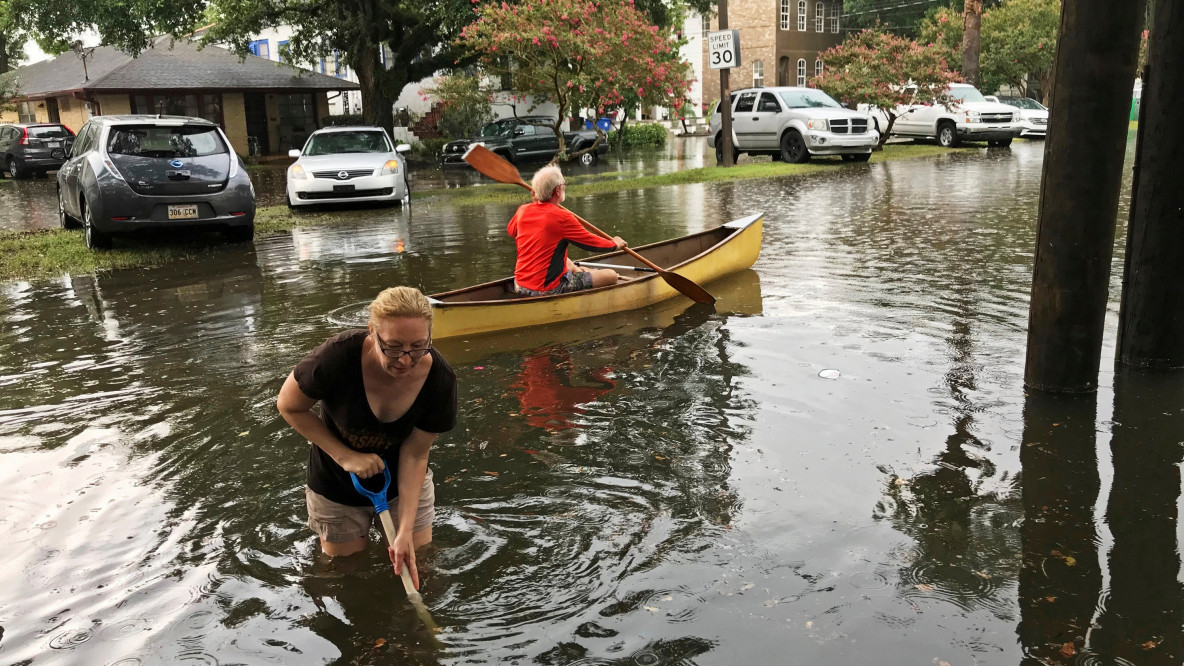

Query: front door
left=46, top=99, right=61, bottom=124
left=751, top=93, right=784, bottom=149
left=730, top=91, right=759, bottom=149
left=244, top=93, right=269, bottom=156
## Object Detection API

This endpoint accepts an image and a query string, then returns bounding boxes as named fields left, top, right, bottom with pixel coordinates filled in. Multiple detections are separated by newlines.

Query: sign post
left=709, top=18, right=739, bottom=167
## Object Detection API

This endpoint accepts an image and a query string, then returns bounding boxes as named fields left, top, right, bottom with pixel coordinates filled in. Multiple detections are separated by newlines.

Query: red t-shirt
left=507, top=202, right=617, bottom=292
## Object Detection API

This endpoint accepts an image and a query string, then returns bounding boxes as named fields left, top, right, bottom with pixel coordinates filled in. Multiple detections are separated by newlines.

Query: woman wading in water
left=277, top=287, right=457, bottom=588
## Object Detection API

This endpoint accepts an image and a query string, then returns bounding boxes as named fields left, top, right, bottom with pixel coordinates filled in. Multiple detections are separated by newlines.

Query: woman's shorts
left=514, top=270, right=595, bottom=297
left=305, top=468, right=435, bottom=543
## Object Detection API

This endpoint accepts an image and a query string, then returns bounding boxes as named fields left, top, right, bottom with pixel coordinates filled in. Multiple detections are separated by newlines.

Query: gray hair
left=531, top=165, right=565, bottom=202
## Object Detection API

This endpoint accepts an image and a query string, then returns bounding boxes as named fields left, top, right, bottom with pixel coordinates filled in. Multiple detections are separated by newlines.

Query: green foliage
left=0, top=72, right=17, bottom=111
left=607, top=122, right=667, bottom=147
left=323, top=114, right=366, bottom=127
left=420, top=73, right=496, bottom=140
left=409, top=138, right=449, bottom=162
left=461, top=0, right=693, bottom=160
left=917, top=6, right=962, bottom=60
left=978, top=0, right=1058, bottom=100
left=812, top=29, right=959, bottom=146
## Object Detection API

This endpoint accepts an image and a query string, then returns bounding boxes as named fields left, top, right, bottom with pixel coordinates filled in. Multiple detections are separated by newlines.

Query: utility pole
left=718, top=0, right=735, bottom=167
left=960, top=0, right=983, bottom=86
left=1116, top=0, right=1184, bottom=371
left=1024, top=0, right=1146, bottom=393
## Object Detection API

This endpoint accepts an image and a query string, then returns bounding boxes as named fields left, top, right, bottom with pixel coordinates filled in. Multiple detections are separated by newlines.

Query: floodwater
left=3, top=137, right=1182, bottom=665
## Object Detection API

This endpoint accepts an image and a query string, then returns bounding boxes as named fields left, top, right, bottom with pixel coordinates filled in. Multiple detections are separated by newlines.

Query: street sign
left=708, top=30, right=741, bottom=70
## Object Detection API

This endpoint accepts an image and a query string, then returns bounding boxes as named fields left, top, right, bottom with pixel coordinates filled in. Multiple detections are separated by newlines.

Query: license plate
left=47, top=142, right=60, bottom=148
left=333, top=184, right=355, bottom=193
left=168, top=204, right=199, bottom=220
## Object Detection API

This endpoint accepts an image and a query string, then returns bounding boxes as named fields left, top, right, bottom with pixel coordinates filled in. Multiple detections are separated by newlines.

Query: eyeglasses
left=374, top=332, right=432, bottom=360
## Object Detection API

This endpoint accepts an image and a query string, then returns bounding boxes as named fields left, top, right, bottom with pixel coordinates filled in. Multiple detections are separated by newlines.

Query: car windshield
left=106, top=125, right=226, bottom=158
left=1004, top=97, right=1045, bottom=110
left=29, top=126, right=72, bottom=139
left=948, top=86, right=988, bottom=103
left=777, top=89, right=841, bottom=109
left=478, top=120, right=517, bottom=138
left=304, top=131, right=390, bottom=156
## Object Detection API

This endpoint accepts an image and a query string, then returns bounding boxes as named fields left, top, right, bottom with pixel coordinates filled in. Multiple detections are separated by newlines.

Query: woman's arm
left=392, top=427, right=436, bottom=588
left=276, top=372, right=384, bottom=478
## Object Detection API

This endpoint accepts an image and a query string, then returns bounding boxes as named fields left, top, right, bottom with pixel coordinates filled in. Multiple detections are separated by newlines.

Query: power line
left=841, top=0, right=947, bottom=18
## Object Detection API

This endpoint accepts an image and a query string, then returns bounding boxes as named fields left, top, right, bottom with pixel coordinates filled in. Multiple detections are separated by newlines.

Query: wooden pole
left=718, top=0, right=735, bottom=167
left=1023, top=0, right=1146, bottom=393
left=1116, top=0, right=1184, bottom=371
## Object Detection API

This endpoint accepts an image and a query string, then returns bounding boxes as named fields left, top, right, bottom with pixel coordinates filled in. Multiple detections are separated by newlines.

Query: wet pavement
left=2, top=137, right=1182, bottom=665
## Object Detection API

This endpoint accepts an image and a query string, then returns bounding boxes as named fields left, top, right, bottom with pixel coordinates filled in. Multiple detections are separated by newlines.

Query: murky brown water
left=2, top=137, right=1182, bottom=665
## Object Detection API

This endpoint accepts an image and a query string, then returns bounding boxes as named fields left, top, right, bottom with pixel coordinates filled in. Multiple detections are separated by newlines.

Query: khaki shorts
left=305, top=468, right=435, bottom=543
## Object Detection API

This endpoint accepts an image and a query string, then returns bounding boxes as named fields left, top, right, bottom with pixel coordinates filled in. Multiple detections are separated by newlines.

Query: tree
left=7, top=0, right=205, bottom=56
left=978, top=0, right=1058, bottom=103
left=205, top=0, right=478, bottom=135
left=811, top=28, right=959, bottom=148
left=460, top=0, right=694, bottom=162
left=419, top=72, right=497, bottom=139
left=917, top=6, right=962, bottom=59
left=1, top=0, right=28, bottom=73
left=0, top=71, right=17, bottom=111
left=960, top=0, right=982, bottom=85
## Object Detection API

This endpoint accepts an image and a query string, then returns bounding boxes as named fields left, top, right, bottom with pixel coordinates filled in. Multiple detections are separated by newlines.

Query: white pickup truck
left=867, top=83, right=1022, bottom=148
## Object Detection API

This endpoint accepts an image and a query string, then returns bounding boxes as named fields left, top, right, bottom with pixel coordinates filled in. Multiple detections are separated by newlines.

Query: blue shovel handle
left=350, top=466, right=392, bottom=514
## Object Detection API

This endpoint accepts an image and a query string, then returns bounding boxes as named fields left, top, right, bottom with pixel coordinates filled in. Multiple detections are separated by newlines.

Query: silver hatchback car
left=56, top=115, right=256, bottom=249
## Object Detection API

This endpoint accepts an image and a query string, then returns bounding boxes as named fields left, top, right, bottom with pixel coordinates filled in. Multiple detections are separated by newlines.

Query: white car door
left=730, top=92, right=760, bottom=149
left=893, top=86, right=925, bottom=135
left=750, top=92, right=784, bottom=149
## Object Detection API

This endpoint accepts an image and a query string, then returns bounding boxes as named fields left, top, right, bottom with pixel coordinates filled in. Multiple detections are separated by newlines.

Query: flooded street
left=3, top=137, right=1182, bottom=665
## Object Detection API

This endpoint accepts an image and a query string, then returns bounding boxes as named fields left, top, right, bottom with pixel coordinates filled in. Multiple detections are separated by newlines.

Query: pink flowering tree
left=811, top=29, right=960, bottom=148
left=460, top=0, right=694, bottom=162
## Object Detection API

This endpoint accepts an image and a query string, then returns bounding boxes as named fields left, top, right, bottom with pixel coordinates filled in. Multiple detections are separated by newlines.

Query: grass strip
left=0, top=143, right=966, bottom=282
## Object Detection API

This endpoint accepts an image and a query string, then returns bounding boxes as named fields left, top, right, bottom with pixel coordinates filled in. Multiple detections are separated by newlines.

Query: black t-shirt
left=293, top=329, right=457, bottom=506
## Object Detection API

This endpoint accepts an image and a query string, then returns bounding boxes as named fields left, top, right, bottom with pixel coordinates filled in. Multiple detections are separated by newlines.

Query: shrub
left=607, top=123, right=668, bottom=148
left=323, top=114, right=366, bottom=127
left=408, top=138, right=450, bottom=163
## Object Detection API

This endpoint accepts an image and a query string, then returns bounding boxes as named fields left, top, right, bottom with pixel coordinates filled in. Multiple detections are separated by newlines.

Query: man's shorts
left=305, top=468, right=435, bottom=543
left=514, top=270, right=595, bottom=297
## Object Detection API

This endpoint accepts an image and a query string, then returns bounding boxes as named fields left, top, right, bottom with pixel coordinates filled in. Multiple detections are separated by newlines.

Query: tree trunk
left=961, top=0, right=983, bottom=86
left=1116, top=0, right=1184, bottom=370
left=1024, top=0, right=1146, bottom=393
left=0, top=33, right=8, bottom=74
left=353, top=44, right=393, bottom=138
left=616, top=112, right=629, bottom=152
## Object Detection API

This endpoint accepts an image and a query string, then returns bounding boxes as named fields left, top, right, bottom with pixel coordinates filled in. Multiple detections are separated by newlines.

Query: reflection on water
left=2, top=140, right=1184, bottom=664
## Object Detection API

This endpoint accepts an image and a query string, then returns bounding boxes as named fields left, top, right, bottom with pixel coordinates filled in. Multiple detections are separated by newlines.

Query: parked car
left=0, top=123, right=75, bottom=178
left=869, top=83, right=1020, bottom=148
left=709, top=87, right=879, bottom=164
left=440, top=116, right=609, bottom=167
left=55, top=115, right=256, bottom=250
left=992, top=96, right=1048, bottom=138
left=286, top=126, right=411, bottom=208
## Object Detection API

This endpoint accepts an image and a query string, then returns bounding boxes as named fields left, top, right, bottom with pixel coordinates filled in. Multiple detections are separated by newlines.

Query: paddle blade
left=658, top=269, right=716, bottom=305
left=464, top=144, right=532, bottom=192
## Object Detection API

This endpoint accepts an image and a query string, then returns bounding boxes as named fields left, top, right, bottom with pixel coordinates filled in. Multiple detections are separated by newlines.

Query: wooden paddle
left=463, top=145, right=716, bottom=305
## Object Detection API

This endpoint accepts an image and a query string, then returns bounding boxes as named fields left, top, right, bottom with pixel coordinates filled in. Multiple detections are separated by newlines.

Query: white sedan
left=990, top=96, right=1049, bottom=138
left=286, top=126, right=411, bottom=207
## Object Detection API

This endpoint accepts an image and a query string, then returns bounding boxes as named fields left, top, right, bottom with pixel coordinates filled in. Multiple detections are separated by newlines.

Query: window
left=107, top=125, right=228, bottom=158
left=753, top=60, right=764, bottom=88
left=734, top=92, right=757, bottom=113
left=780, top=0, right=790, bottom=29
left=277, top=40, right=290, bottom=63
left=831, top=2, right=840, bottom=33
left=815, top=2, right=824, bottom=31
left=797, top=59, right=807, bottom=86
left=381, top=44, right=394, bottom=70
left=778, top=88, right=842, bottom=109
left=702, top=14, right=711, bottom=34
left=17, top=101, right=36, bottom=123
left=130, top=93, right=224, bottom=127
left=797, top=0, right=807, bottom=30
left=816, top=59, right=824, bottom=76
left=757, top=93, right=781, bottom=112
left=303, top=130, right=391, bottom=156
left=248, top=39, right=270, bottom=59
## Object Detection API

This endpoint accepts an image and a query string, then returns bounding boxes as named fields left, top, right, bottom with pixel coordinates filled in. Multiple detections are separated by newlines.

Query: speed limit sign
left=708, top=30, right=741, bottom=70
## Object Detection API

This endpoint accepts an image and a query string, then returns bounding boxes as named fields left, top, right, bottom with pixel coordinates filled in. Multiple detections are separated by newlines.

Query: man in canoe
left=509, top=165, right=628, bottom=296
left=276, top=286, right=457, bottom=589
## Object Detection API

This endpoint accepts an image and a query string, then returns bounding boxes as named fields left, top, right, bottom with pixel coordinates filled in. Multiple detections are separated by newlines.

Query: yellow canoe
left=428, top=212, right=764, bottom=339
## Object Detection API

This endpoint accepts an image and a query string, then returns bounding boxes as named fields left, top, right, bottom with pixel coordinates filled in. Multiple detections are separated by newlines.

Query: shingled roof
left=12, top=37, right=359, bottom=99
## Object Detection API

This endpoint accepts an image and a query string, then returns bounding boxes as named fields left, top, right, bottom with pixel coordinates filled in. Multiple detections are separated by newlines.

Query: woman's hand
left=388, top=530, right=420, bottom=589
left=338, top=451, right=385, bottom=478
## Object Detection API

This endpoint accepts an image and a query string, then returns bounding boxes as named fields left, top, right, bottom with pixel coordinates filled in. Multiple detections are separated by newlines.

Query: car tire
left=57, top=188, right=80, bottom=229
left=577, top=151, right=596, bottom=166
left=83, top=203, right=112, bottom=250
left=8, top=156, right=26, bottom=179
left=780, top=130, right=810, bottom=164
left=937, top=121, right=960, bottom=148
left=843, top=153, right=871, bottom=163
left=223, top=225, right=254, bottom=243
left=987, top=138, right=1013, bottom=148
left=714, top=137, right=736, bottom=165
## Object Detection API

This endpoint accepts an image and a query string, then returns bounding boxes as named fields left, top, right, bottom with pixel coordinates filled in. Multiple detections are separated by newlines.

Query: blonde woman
left=277, top=286, right=456, bottom=589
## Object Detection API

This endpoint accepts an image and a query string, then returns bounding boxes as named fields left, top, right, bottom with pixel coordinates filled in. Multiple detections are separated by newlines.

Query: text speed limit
left=708, top=30, right=741, bottom=70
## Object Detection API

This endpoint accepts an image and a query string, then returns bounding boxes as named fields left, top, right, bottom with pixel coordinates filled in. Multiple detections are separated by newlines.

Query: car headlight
left=807, top=118, right=829, bottom=131
left=379, top=160, right=400, bottom=176
left=965, top=111, right=981, bottom=123
left=290, top=164, right=307, bottom=180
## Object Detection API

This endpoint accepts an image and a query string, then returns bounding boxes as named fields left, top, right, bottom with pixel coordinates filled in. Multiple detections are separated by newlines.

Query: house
left=0, top=37, right=359, bottom=156
left=700, top=0, right=844, bottom=102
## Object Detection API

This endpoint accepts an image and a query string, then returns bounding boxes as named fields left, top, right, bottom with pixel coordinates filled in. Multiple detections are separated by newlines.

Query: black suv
left=0, top=123, right=75, bottom=178
left=441, top=116, right=608, bottom=167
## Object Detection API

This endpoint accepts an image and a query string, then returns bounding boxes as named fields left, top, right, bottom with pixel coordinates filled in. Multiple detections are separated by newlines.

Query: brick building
left=700, top=0, right=844, bottom=106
